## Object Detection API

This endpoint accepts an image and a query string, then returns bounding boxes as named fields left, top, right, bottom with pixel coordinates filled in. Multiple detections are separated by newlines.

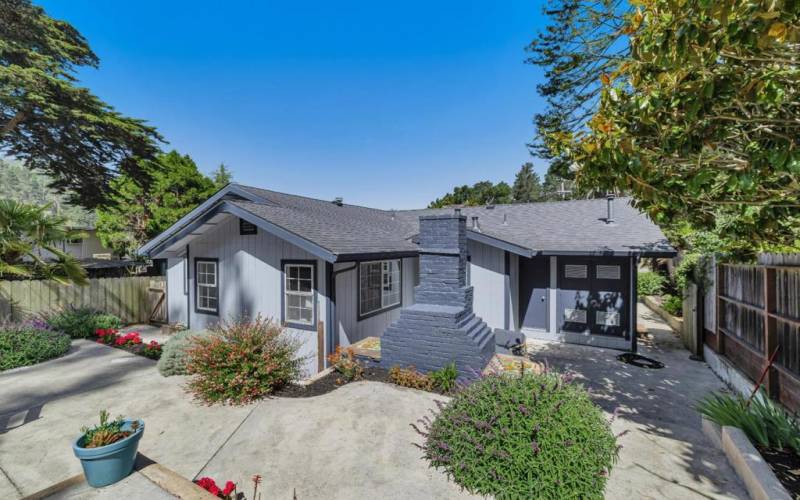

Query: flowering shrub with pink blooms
left=414, top=371, right=618, bottom=499
left=185, top=316, right=303, bottom=405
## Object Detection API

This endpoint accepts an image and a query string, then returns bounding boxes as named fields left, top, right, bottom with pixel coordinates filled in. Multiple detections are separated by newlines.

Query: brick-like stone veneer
left=380, top=214, right=495, bottom=377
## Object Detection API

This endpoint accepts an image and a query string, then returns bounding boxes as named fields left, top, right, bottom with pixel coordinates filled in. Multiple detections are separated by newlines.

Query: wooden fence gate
left=0, top=276, right=167, bottom=325
left=705, top=258, right=800, bottom=410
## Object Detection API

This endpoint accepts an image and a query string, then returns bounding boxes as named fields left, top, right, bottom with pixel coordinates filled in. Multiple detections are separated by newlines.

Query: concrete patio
left=0, top=304, right=747, bottom=499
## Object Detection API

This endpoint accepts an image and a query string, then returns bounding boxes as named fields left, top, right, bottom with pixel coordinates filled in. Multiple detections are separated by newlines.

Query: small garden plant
left=327, top=346, right=364, bottom=383
left=0, top=321, right=71, bottom=371
left=186, top=316, right=303, bottom=405
left=389, top=365, right=433, bottom=391
left=195, top=476, right=237, bottom=499
left=46, top=307, right=121, bottom=339
left=429, top=362, right=458, bottom=393
left=79, top=410, right=137, bottom=449
left=415, top=371, right=618, bottom=499
left=156, top=328, right=213, bottom=376
left=661, top=294, right=683, bottom=317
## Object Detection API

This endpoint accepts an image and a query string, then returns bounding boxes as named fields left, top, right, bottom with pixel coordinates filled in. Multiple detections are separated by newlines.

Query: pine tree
left=211, top=163, right=233, bottom=189
left=512, top=163, right=542, bottom=203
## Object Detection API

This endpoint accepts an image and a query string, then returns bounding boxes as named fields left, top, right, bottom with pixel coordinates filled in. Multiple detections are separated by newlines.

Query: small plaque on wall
left=239, top=218, right=257, bottom=235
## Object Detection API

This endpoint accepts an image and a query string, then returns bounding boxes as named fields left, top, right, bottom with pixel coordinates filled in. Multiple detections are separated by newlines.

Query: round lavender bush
left=414, top=371, right=617, bottom=499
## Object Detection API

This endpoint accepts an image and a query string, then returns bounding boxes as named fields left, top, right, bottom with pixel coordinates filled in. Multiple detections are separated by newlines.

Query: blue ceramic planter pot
left=72, top=419, right=145, bottom=488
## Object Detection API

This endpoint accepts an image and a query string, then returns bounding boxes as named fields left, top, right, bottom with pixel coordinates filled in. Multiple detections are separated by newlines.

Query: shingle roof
left=235, top=184, right=674, bottom=258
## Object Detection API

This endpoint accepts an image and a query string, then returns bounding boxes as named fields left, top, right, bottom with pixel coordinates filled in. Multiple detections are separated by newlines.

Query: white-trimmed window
left=284, top=262, right=315, bottom=327
left=195, top=259, right=218, bottom=314
left=359, top=259, right=401, bottom=318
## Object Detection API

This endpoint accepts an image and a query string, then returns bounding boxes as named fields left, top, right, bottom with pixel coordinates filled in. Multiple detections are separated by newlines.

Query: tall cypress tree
left=512, top=163, right=542, bottom=203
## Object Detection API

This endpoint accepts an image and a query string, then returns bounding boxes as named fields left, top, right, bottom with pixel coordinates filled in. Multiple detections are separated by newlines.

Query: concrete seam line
left=136, top=459, right=216, bottom=499
left=0, top=464, right=24, bottom=498
left=721, top=426, right=791, bottom=500
left=193, top=403, right=259, bottom=480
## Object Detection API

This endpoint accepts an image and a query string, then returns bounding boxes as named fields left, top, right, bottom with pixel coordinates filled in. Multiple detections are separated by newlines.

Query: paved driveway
left=0, top=304, right=746, bottom=499
left=527, top=305, right=747, bottom=499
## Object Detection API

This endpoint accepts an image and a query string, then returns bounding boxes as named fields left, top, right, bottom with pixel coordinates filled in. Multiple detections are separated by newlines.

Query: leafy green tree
left=0, top=199, right=88, bottom=284
left=530, top=0, right=800, bottom=254
left=0, top=0, right=162, bottom=208
left=429, top=181, right=513, bottom=208
left=211, top=163, right=233, bottom=189
left=96, top=151, right=216, bottom=256
left=512, top=163, right=542, bottom=203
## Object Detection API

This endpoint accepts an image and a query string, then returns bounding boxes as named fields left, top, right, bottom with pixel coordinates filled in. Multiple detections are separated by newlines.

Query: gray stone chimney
left=380, top=214, right=495, bottom=377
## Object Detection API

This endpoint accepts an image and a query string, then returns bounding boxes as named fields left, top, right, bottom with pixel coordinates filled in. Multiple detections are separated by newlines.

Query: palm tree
left=0, top=199, right=88, bottom=285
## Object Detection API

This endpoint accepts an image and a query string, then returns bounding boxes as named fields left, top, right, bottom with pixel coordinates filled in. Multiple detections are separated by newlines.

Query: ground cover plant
left=429, top=362, right=458, bottom=393
left=661, top=295, right=683, bottom=317
left=415, top=371, right=618, bottom=499
left=46, top=307, right=121, bottom=339
left=0, top=321, right=71, bottom=370
left=94, top=328, right=162, bottom=360
left=185, top=316, right=303, bottom=405
left=79, top=410, right=137, bottom=449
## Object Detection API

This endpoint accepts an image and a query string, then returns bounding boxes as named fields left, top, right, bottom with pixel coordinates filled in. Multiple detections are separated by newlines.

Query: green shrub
left=0, top=323, right=71, bottom=370
left=46, top=307, right=121, bottom=339
left=156, top=329, right=214, bottom=376
left=185, top=316, right=303, bottom=405
left=637, top=271, right=664, bottom=296
left=416, top=372, right=617, bottom=499
left=429, top=362, right=458, bottom=393
left=662, top=294, right=683, bottom=317
left=697, top=390, right=800, bottom=454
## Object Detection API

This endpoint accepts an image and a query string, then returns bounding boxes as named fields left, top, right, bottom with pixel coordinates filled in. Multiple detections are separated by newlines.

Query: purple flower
left=518, top=404, right=529, bottom=416
left=530, top=439, right=540, bottom=455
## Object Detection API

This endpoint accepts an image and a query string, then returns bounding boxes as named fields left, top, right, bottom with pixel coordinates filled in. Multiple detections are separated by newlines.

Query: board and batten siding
left=468, top=240, right=517, bottom=330
left=166, top=257, right=187, bottom=325
left=334, top=257, right=418, bottom=347
left=171, top=214, right=327, bottom=377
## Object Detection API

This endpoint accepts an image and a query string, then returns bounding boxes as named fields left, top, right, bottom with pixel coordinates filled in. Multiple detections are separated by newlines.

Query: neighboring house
left=36, top=226, right=113, bottom=261
left=138, top=183, right=675, bottom=376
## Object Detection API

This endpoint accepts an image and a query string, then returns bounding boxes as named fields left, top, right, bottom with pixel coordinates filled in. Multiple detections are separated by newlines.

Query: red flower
left=222, top=481, right=236, bottom=495
left=209, top=484, right=221, bottom=496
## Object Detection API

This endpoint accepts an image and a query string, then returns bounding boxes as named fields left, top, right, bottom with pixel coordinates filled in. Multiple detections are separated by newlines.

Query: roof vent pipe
left=606, top=193, right=615, bottom=224
left=332, top=197, right=343, bottom=206
left=454, top=208, right=461, bottom=216
left=472, top=216, right=481, bottom=232
left=502, top=213, right=508, bottom=226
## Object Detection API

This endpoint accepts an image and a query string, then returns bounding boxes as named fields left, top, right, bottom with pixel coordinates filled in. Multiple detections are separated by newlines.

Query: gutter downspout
left=185, top=244, right=191, bottom=329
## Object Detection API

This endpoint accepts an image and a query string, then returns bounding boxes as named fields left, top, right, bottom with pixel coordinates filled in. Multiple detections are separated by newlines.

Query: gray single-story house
left=138, top=183, right=674, bottom=376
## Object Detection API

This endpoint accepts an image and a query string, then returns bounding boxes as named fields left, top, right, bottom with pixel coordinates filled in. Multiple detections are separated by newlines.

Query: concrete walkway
left=0, top=304, right=747, bottom=499
left=526, top=304, right=747, bottom=499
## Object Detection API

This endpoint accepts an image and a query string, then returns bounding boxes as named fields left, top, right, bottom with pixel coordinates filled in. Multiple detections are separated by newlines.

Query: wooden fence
left=705, top=261, right=800, bottom=410
left=0, top=276, right=167, bottom=325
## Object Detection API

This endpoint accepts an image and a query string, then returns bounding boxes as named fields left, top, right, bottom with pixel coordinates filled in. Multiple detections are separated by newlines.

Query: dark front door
left=519, top=256, right=549, bottom=330
left=557, top=257, right=629, bottom=338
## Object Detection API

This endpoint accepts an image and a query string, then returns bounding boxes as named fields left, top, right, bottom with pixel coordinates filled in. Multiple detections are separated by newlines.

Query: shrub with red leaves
left=186, top=316, right=303, bottom=405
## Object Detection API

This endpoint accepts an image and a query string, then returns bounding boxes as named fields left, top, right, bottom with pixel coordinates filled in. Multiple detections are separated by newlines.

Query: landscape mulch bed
left=273, top=365, right=451, bottom=398
left=757, top=446, right=800, bottom=498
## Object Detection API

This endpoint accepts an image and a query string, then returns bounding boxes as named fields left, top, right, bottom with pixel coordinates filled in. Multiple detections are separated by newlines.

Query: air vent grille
left=596, top=265, right=621, bottom=280
left=564, top=264, right=588, bottom=279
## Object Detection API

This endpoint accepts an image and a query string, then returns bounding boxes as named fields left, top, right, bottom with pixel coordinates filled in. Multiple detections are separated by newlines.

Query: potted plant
left=72, top=410, right=145, bottom=487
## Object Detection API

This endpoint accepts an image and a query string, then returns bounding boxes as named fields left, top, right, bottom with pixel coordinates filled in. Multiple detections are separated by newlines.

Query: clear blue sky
left=39, top=1, right=548, bottom=209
